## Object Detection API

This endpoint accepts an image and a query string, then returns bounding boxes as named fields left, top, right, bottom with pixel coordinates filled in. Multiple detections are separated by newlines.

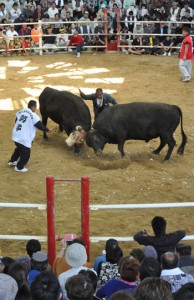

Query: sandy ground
left=0, top=52, right=194, bottom=262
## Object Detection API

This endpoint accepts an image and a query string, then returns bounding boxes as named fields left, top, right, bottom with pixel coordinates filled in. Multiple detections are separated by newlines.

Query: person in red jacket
left=68, top=30, right=84, bottom=57
left=179, top=27, right=193, bottom=82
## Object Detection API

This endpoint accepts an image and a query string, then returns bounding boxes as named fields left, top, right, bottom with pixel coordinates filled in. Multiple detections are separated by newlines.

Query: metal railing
left=0, top=10, right=193, bottom=55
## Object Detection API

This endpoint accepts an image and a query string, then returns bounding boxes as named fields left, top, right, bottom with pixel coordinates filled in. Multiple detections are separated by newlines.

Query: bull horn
left=76, top=125, right=82, bottom=131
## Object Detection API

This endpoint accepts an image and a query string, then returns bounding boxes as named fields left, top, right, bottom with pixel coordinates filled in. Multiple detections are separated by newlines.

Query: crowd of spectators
left=0, top=0, right=194, bottom=56
left=1, top=215, right=194, bottom=299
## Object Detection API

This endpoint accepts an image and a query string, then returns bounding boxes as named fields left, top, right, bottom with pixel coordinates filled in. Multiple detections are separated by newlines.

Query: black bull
left=39, top=87, right=91, bottom=153
left=86, top=102, right=187, bottom=161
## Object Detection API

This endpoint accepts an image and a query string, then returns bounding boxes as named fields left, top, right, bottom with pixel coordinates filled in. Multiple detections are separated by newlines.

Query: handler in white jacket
left=8, top=100, right=51, bottom=172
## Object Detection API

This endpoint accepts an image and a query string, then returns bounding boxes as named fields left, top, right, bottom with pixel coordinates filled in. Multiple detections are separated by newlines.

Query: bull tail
left=176, top=106, right=187, bottom=156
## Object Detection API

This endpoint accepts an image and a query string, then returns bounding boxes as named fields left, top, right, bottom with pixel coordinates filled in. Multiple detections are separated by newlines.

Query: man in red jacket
left=179, top=27, right=193, bottom=82
left=68, top=31, right=84, bottom=57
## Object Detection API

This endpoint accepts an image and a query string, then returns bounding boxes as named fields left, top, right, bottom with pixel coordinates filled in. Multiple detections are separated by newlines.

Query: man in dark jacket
left=133, top=216, right=186, bottom=261
left=79, top=88, right=117, bottom=119
left=154, top=22, right=168, bottom=42
left=176, top=243, right=194, bottom=277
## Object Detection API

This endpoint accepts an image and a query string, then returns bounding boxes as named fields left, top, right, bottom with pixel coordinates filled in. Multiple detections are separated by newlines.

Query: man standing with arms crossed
left=8, top=100, right=51, bottom=173
left=179, top=27, right=193, bottom=82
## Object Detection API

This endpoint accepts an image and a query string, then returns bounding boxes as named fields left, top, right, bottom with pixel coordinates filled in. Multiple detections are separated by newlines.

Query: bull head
left=66, top=126, right=86, bottom=147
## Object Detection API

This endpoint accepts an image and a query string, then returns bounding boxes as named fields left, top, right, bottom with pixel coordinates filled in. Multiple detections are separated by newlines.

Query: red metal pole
left=104, top=8, right=108, bottom=53
left=116, top=8, right=120, bottom=54
left=81, top=176, right=90, bottom=261
left=46, top=176, right=56, bottom=266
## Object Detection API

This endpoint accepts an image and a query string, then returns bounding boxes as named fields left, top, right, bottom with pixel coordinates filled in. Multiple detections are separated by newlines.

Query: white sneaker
left=182, top=76, right=191, bottom=82
left=8, top=161, right=17, bottom=166
left=68, top=48, right=73, bottom=52
left=163, top=52, right=167, bottom=56
left=168, top=52, right=171, bottom=56
left=77, top=52, right=80, bottom=57
left=14, top=166, right=28, bottom=172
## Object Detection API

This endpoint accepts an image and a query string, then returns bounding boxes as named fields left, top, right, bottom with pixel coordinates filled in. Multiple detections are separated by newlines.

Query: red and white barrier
left=1, top=177, right=193, bottom=266
left=46, top=176, right=90, bottom=265
left=0, top=175, right=89, bottom=266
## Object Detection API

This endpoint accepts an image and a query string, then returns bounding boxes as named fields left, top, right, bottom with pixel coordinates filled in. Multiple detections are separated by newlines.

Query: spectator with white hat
left=58, top=243, right=88, bottom=298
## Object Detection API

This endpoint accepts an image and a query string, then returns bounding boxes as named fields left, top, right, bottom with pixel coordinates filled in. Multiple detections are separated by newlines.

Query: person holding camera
left=133, top=216, right=186, bottom=261
left=52, top=237, right=92, bottom=277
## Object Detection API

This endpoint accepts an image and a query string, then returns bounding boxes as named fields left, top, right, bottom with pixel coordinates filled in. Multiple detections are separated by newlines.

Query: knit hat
left=142, top=246, right=158, bottom=259
left=65, top=243, right=87, bottom=268
left=31, top=251, right=48, bottom=270
left=16, top=256, right=31, bottom=272
left=0, top=273, right=18, bottom=300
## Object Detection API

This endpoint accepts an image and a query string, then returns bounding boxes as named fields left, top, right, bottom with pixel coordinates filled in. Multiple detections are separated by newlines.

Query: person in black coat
left=154, top=22, right=168, bottom=42
left=79, top=88, right=117, bottom=119
left=133, top=216, right=186, bottom=261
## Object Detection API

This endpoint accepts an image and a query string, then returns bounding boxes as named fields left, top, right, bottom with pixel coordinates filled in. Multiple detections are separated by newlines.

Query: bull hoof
left=74, top=144, right=81, bottom=155
left=43, top=136, right=48, bottom=141
left=164, top=159, right=170, bottom=164
left=75, top=150, right=81, bottom=155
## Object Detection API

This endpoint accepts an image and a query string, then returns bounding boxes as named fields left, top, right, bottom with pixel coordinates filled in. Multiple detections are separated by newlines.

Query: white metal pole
left=90, top=203, right=194, bottom=210
left=90, top=235, right=194, bottom=242
left=0, top=235, right=47, bottom=241
left=0, top=203, right=46, bottom=210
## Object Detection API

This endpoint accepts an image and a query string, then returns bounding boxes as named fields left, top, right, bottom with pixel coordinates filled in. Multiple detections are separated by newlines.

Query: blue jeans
left=76, top=43, right=83, bottom=53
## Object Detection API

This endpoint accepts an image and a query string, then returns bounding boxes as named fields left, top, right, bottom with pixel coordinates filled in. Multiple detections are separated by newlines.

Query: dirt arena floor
left=0, top=52, right=194, bottom=262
